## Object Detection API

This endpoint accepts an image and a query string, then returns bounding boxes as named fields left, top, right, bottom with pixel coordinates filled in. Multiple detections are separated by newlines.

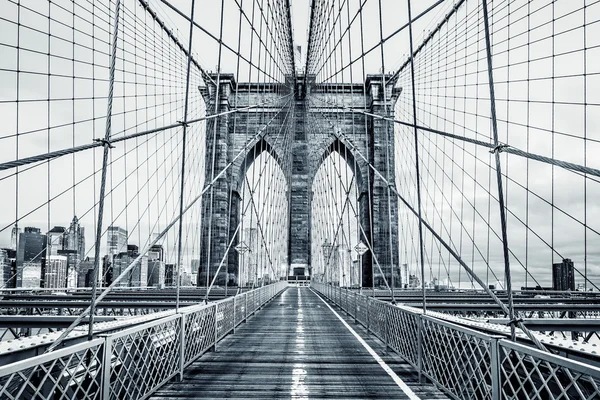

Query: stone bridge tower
left=199, top=73, right=400, bottom=288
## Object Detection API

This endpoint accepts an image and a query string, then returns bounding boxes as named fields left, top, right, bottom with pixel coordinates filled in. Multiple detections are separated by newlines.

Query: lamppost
left=354, top=241, right=368, bottom=292
left=322, top=239, right=332, bottom=285
left=234, top=240, right=249, bottom=287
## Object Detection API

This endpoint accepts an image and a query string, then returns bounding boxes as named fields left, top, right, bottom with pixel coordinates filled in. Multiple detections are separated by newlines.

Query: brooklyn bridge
left=0, top=0, right=599, bottom=398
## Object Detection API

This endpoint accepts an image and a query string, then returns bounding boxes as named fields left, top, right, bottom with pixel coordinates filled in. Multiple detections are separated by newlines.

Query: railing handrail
left=0, top=338, right=104, bottom=378
left=0, top=281, right=287, bottom=400
left=311, top=281, right=600, bottom=400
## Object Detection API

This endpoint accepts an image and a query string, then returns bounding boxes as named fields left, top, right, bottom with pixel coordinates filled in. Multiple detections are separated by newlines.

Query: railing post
left=417, top=316, right=424, bottom=383
left=233, top=295, right=237, bottom=333
left=366, top=296, right=371, bottom=333
left=491, top=338, right=501, bottom=400
left=101, top=335, right=113, bottom=400
left=179, top=313, right=185, bottom=381
left=354, top=292, right=358, bottom=323
left=244, top=292, right=248, bottom=323
left=213, top=304, right=218, bottom=352
left=384, top=304, right=390, bottom=350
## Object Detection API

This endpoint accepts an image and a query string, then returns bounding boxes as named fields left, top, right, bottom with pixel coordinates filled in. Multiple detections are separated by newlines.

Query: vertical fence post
left=244, top=292, right=248, bottom=322
left=102, top=336, right=113, bottom=400
left=179, top=313, right=185, bottom=381
left=354, top=292, right=358, bottom=323
left=366, top=296, right=371, bottom=333
left=417, top=316, right=424, bottom=383
left=384, top=304, right=390, bottom=350
left=491, top=338, right=501, bottom=400
left=213, top=304, right=218, bottom=352
left=233, top=295, right=237, bottom=333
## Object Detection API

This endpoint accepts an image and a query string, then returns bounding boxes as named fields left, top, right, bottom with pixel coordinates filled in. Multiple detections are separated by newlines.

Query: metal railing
left=312, top=282, right=600, bottom=400
left=0, top=282, right=286, bottom=400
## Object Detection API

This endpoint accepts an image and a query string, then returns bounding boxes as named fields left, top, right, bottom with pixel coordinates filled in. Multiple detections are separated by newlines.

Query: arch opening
left=236, top=150, right=288, bottom=287
left=311, top=150, right=360, bottom=287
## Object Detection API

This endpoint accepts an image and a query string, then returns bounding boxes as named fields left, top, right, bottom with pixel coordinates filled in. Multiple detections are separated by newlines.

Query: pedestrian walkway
left=151, top=287, right=447, bottom=399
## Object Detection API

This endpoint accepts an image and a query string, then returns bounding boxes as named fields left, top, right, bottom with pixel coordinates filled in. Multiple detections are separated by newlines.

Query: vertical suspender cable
left=481, top=0, right=516, bottom=341
left=175, top=0, right=197, bottom=313
left=406, top=0, right=427, bottom=315
left=89, top=0, right=121, bottom=341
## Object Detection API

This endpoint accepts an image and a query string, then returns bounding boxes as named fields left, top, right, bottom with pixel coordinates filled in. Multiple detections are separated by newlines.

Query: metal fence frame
left=0, top=282, right=286, bottom=400
left=312, top=282, right=600, bottom=400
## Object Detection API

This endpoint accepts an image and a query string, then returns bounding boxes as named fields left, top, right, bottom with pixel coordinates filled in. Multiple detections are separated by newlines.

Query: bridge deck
left=151, top=287, right=447, bottom=399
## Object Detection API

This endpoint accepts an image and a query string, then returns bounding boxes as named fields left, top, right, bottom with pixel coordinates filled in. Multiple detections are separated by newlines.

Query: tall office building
left=45, top=226, right=68, bottom=288
left=77, top=258, right=95, bottom=287
left=190, top=259, right=200, bottom=287
left=10, top=225, right=20, bottom=251
left=46, top=226, right=67, bottom=256
left=54, top=217, right=87, bottom=288
left=191, top=259, right=200, bottom=275
left=401, top=264, right=408, bottom=288
left=0, top=248, right=16, bottom=288
left=112, top=244, right=147, bottom=287
left=67, top=216, right=85, bottom=257
left=147, top=244, right=165, bottom=287
left=45, top=255, right=68, bottom=288
left=107, top=226, right=128, bottom=256
left=164, top=264, right=175, bottom=286
left=0, top=249, right=12, bottom=288
left=16, top=227, right=46, bottom=288
left=552, top=258, right=575, bottom=291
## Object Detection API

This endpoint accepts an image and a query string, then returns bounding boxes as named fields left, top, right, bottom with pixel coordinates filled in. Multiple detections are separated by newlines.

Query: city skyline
left=0, top=216, right=196, bottom=290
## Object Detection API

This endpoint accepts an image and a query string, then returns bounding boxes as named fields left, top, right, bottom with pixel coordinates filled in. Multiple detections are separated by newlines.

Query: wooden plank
left=151, top=287, right=448, bottom=399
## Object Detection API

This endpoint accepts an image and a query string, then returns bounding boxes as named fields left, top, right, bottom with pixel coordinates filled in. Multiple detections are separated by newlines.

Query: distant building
left=409, top=274, right=420, bottom=289
left=21, top=261, right=42, bottom=288
left=107, top=226, right=127, bottom=256
left=77, top=258, right=95, bottom=287
left=47, top=226, right=67, bottom=257
left=45, top=255, right=68, bottom=288
left=180, top=271, right=192, bottom=286
left=164, top=263, right=175, bottom=286
left=552, top=258, right=575, bottom=291
left=147, top=244, right=165, bottom=287
left=191, top=259, right=200, bottom=276
left=10, top=225, right=20, bottom=251
left=401, top=264, right=408, bottom=288
left=0, top=249, right=15, bottom=288
left=102, top=255, right=113, bottom=286
left=112, top=244, right=147, bottom=287
left=16, top=227, right=46, bottom=288
left=67, top=216, right=85, bottom=257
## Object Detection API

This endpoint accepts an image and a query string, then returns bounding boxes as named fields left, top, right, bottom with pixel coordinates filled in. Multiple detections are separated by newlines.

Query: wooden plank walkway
left=151, top=287, right=448, bottom=399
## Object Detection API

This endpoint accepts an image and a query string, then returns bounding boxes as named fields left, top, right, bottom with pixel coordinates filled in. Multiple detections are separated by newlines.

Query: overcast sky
left=0, top=0, right=598, bottom=289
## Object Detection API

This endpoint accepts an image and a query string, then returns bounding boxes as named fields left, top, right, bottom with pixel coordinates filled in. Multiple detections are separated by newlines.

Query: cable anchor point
left=490, top=143, right=510, bottom=154
left=94, top=138, right=115, bottom=149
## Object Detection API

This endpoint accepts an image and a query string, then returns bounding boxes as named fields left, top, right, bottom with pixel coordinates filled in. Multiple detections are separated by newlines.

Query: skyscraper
left=46, top=226, right=67, bottom=256
left=67, top=216, right=85, bottom=256
left=77, top=258, right=95, bottom=287
left=10, top=225, right=20, bottom=251
left=147, top=244, right=165, bottom=287
left=16, top=227, right=46, bottom=288
left=552, top=258, right=575, bottom=291
left=107, top=226, right=128, bottom=256
left=112, top=244, right=147, bottom=287
left=165, top=264, right=175, bottom=286
left=45, top=255, right=68, bottom=288
left=0, top=249, right=12, bottom=288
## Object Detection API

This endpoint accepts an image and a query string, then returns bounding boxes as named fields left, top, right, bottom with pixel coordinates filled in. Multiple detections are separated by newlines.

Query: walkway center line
left=312, top=289, right=421, bottom=400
